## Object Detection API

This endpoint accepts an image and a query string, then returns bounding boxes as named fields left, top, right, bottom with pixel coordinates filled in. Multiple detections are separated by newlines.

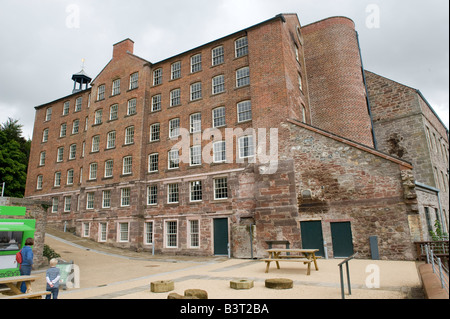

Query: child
left=46, top=258, right=61, bottom=299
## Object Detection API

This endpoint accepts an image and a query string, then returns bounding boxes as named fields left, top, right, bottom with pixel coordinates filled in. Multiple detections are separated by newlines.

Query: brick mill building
left=25, top=14, right=449, bottom=260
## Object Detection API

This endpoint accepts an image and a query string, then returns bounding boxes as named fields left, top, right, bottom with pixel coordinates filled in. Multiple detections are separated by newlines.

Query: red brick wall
left=302, top=17, right=374, bottom=147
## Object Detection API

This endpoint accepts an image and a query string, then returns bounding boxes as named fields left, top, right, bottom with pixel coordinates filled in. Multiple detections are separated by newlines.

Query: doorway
left=213, top=218, right=229, bottom=255
left=300, top=221, right=325, bottom=257
left=330, top=222, right=354, bottom=258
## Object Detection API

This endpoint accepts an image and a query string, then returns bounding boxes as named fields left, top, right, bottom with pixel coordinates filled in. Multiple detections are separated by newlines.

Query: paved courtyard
left=28, top=229, right=424, bottom=299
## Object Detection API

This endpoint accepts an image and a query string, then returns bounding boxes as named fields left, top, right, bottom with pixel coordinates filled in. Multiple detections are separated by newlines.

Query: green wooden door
left=300, top=221, right=324, bottom=257
left=214, top=218, right=229, bottom=255
left=330, top=222, right=354, bottom=258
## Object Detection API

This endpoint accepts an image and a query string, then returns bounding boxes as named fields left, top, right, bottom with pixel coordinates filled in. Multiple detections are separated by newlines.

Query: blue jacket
left=21, top=245, right=34, bottom=266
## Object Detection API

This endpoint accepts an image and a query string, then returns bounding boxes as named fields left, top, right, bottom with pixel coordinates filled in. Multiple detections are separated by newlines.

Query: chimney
left=113, top=38, right=134, bottom=59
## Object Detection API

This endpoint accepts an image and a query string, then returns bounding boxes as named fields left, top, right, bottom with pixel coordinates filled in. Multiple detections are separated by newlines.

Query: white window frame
left=39, top=152, right=46, bottom=166
left=82, top=223, right=90, bottom=237
left=212, top=75, right=225, bottom=94
left=97, top=84, right=105, bottom=101
left=75, top=97, right=82, bottom=112
left=94, top=109, right=103, bottom=125
left=236, top=67, right=250, bottom=87
left=121, top=188, right=131, bottom=207
left=45, top=108, right=52, bottom=121
left=214, top=177, right=228, bottom=200
left=112, top=79, right=121, bottom=96
left=188, top=219, right=200, bottom=248
left=99, top=223, right=108, bottom=242
left=86, top=192, right=95, bottom=210
left=153, top=68, right=162, bottom=86
left=190, top=145, right=202, bottom=166
left=190, top=113, right=202, bottom=134
left=57, top=147, right=64, bottom=163
left=148, top=153, right=159, bottom=173
left=237, top=100, right=252, bottom=123
left=168, top=150, right=179, bottom=170
left=51, top=197, right=58, bottom=213
left=129, top=72, right=139, bottom=90
left=212, top=46, right=224, bottom=66
left=125, top=126, right=135, bottom=145
left=127, top=98, right=137, bottom=115
left=213, top=141, right=226, bottom=163
left=109, top=104, right=118, bottom=121
left=212, top=107, right=226, bottom=128
left=235, top=36, right=248, bottom=58
left=152, top=95, right=161, bottom=112
left=150, top=123, right=160, bottom=142
left=72, top=119, right=80, bottom=134
left=190, top=82, right=202, bottom=101
left=67, top=169, right=74, bottom=185
left=69, top=144, right=77, bottom=160
left=42, top=129, right=49, bottom=142
left=144, top=221, right=154, bottom=245
left=60, top=123, right=67, bottom=137
left=89, top=163, right=98, bottom=180
left=63, top=101, right=70, bottom=115
left=167, top=184, right=179, bottom=204
left=118, top=222, right=129, bottom=242
left=171, top=61, right=181, bottom=80
left=147, top=185, right=158, bottom=206
left=191, top=54, right=202, bottom=73
left=64, top=196, right=72, bottom=212
left=107, top=131, right=116, bottom=149
left=104, top=160, right=114, bottom=178
left=92, top=135, right=100, bottom=152
left=170, top=89, right=181, bottom=107
left=37, top=175, right=43, bottom=190
left=165, top=220, right=178, bottom=248
left=169, top=118, right=180, bottom=138
left=102, top=190, right=111, bottom=208
left=122, top=156, right=132, bottom=175
left=190, top=181, right=202, bottom=202
left=238, top=135, right=255, bottom=159
left=53, top=172, right=61, bottom=187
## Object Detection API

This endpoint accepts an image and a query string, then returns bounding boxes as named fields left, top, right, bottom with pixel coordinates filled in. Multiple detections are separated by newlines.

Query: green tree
left=0, top=118, right=30, bottom=197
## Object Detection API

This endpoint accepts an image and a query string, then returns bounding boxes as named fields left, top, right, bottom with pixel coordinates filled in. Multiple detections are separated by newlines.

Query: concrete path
left=28, top=230, right=424, bottom=299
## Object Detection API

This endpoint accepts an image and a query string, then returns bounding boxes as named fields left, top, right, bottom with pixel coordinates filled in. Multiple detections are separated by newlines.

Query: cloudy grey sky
left=0, top=0, right=448, bottom=139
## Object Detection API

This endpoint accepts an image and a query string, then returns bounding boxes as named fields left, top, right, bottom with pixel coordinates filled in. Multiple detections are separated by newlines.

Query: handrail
left=338, top=252, right=358, bottom=299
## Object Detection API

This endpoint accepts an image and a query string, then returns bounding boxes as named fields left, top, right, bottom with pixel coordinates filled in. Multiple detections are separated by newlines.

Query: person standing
left=19, top=238, right=34, bottom=293
left=45, top=258, right=61, bottom=299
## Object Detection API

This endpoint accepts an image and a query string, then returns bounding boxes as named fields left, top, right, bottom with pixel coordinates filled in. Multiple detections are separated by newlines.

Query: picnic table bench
left=261, top=249, right=320, bottom=275
left=0, top=275, right=50, bottom=299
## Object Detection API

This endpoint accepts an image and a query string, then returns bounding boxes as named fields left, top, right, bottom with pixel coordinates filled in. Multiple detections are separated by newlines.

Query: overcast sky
left=0, top=0, right=448, bottom=139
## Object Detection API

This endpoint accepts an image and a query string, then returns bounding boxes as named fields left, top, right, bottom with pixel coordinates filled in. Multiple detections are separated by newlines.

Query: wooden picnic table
left=0, top=275, right=50, bottom=299
left=262, top=249, right=320, bottom=275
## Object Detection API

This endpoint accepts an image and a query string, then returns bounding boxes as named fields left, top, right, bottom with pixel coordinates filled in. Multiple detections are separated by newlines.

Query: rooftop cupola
left=72, top=61, right=91, bottom=93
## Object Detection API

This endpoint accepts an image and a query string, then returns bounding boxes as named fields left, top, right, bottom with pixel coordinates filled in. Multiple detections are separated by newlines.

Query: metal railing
left=425, top=245, right=449, bottom=295
left=415, top=241, right=449, bottom=265
left=338, top=252, right=358, bottom=299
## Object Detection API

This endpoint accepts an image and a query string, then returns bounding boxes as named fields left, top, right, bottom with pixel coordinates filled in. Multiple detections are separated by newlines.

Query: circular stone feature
left=184, top=289, right=208, bottom=299
left=151, top=280, right=175, bottom=293
left=230, top=279, right=254, bottom=290
left=265, top=278, right=293, bottom=290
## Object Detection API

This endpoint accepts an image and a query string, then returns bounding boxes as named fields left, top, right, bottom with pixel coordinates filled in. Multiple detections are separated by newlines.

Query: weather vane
left=81, top=58, right=85, bottom=70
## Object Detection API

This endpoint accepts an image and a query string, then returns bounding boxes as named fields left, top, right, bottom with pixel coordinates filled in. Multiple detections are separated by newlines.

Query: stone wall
left=282, top=120, right=418, bottom=260
left=0, top=197, right=50, bottom=268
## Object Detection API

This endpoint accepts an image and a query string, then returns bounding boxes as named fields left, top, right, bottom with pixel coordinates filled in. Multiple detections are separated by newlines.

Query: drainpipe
left=356, top=31, right=378, bottom=150
left=249, top=224, right=255, bottom=259
left=415, top=182, right=447, bottom=234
